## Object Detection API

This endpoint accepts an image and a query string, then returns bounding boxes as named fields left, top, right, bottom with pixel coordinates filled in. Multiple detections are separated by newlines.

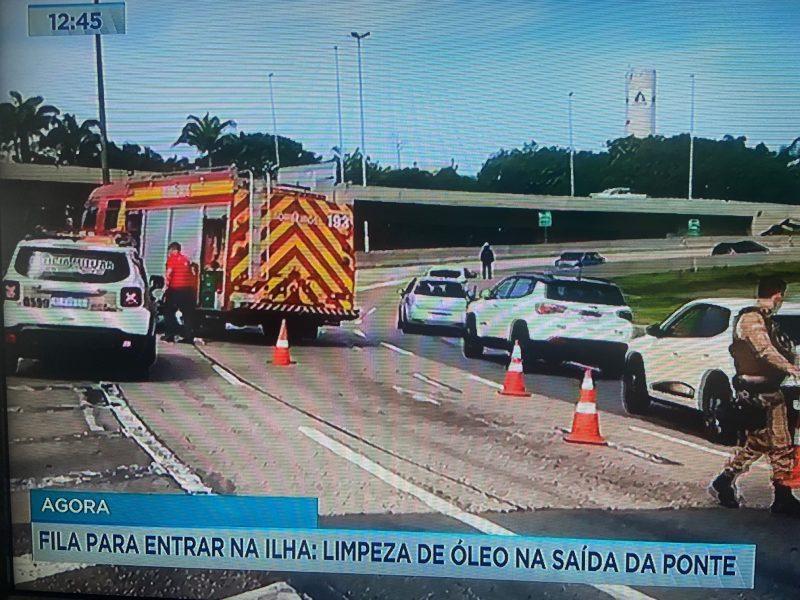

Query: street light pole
left=334, top=46, right=345, bottom=184
left=395, top=134, right=402, bottom=169
left=268, top=72, right=280, bottom=170
left=94, top=0, right=109, bottom=184
left=351, top=31, right=370, bottom=187
left=568, top=91, right=575, bottom=197
left=688, top=74, right=695, bottom=200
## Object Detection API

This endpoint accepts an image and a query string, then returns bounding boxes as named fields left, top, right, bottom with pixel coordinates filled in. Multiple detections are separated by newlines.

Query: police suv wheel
left=702, top=374, right=737, bottom=445
left=462, top=316, right=483, bottom=359
left=621, top=354, right=651, bottom=415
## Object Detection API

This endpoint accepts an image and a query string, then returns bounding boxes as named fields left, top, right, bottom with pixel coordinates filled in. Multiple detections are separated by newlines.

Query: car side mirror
left=149, top=275, right=165, bottom=290
left=479, top=288, right=492, bottom=300
left=645, top=323, right=663, bottom=338
left=398, top=287, right=405, bottom=296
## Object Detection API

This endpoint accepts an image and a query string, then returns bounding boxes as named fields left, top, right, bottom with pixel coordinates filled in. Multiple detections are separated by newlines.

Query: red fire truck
left=81, top=166, right=358, bottom=340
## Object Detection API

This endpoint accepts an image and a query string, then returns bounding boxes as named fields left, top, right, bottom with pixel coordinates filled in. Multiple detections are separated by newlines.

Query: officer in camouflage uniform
left=710, top=276, right=800, bottom=516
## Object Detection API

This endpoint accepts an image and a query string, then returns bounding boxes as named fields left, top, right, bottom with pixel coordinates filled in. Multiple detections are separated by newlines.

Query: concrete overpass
left=2, top=162, right=797, bottom=234
left=335, top=185, right=800, bottom=235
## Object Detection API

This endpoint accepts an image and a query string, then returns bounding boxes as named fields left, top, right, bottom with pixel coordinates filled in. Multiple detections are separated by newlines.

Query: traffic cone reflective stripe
left=564, top=369, right=606, bottom=445
left=579, top=370, right=597, bottom=403
left=498, top=341, right=531, bottom=397
left=272, top=319, right=292, bottom=366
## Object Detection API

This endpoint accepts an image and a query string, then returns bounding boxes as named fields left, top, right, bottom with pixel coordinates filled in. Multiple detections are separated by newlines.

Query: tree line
left=1, top=91, right=798, bottom=204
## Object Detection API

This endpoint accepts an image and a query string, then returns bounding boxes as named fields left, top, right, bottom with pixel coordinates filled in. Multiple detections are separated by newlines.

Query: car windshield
left=428, top=269, right=462, bottom=279
left=414, top=280, right=466, bottom=298
left=774, top=315, right=800, bottom=344
left=545, top=281, right=625, bottom=306
left=14, top=246, right=130, bottom=284
left=560, top=253, right=583, bottom=260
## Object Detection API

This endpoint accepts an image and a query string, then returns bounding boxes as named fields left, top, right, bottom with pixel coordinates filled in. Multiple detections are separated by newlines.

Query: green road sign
left=688, top=218, right=701, bottom=236
left=539, top=211, right=552, bottom=228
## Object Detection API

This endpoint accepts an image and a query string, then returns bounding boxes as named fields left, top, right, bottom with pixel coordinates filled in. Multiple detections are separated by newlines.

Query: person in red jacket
left=163, top=242, right=196, bottom=344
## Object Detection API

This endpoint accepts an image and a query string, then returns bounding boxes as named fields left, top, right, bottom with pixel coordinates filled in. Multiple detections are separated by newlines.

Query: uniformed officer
left=709, top=275, right=800, bottom=516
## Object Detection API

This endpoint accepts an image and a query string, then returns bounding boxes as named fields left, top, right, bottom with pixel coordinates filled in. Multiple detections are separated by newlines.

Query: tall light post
left=334, top=46, right=345, bottom=184
left=268, top=72, right=280, bottom=170
left=395, top=134, right=402, bottom=169
left=568, top=91, right=575, bottom=197
left=93, top=0, right=110, bottom=184
left=688, top=74, right=695, bottom=200
left=351, top=31, right=370, bottom=187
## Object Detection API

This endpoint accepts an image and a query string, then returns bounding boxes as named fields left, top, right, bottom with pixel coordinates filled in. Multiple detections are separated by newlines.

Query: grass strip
left=610, top=262, right=800, bottom=324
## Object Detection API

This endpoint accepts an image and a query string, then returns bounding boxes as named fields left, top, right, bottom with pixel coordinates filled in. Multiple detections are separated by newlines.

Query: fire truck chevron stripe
left=268, top=223, right=352, bottom=289
left=266, top=210, right=353, bottom=289
left=270, top=248, right=337, bottom=298
left=289, top=226, right=351, bottom=291
left=267, top=235, right=347, bottom=295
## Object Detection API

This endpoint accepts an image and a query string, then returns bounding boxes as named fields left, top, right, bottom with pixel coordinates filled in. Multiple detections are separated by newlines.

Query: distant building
left=625, top=68, right=656, bottom=138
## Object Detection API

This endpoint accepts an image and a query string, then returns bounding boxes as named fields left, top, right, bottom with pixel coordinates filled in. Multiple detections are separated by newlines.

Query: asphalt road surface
left=6, top=246, right=800, bottom=600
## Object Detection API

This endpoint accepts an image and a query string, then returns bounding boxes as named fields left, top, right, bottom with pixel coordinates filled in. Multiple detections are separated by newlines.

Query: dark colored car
left=554, top=251, right=606, bottom=269
left=711, top=241, right=769, bottom=256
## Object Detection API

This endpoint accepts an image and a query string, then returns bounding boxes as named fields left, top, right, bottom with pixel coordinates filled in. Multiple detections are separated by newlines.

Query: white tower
left=625, top=68, right=656, bottom=137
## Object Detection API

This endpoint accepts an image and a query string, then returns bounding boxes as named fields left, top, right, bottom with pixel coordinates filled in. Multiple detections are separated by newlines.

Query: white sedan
left=397, top=278, right=472, bottom=332
left=623, top=298, right=800, bottom=443
left=424, top=266, right=478, bottom=284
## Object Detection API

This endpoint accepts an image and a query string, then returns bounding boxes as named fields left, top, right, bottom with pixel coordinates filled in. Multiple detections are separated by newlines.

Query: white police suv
left=463, top=273, right=634, bottom=371
left=623, top=298, right=800, bottom=443
left=3, top=232, right=159, bottom=378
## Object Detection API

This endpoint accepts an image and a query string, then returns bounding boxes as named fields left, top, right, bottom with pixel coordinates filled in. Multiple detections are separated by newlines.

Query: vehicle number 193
left=327, top=213, right=351, bottom=230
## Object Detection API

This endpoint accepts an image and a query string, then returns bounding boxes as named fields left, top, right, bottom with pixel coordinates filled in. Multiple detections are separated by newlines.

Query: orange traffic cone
left=272, top=319, right=292, bottom=366
left=498, top=341, right=531, bottom=397
left=780, top=423, right=800, bottom=488
left=564, top=369, right=606, bottom=445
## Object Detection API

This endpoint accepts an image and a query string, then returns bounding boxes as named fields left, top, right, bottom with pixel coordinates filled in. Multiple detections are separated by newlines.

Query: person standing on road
left=480, top=242, right=495, bottom=280
left=163, top=242, right=196, bottom=344
left=710, top=275, right=800, bottom=516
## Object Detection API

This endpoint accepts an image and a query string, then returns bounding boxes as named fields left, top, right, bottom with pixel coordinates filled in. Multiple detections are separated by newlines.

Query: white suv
left=3, top=233, right=159, bottom=378
left=463, top=273, right=635, bottom=370
left=622, top=298, right=800, bottom=443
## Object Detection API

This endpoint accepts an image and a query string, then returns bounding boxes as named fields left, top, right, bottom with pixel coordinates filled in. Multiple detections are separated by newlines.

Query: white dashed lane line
left=629, top=425, right=769, bottom=470
left=413, top=372, right=460, bottom=393
left=392, top=385, right=441, bottom=406
left=468, top=374, right=503, bottom=390
left=299, top=426, right=657, bottom=600
left=213, top=364, right=246, bottom=387
left=380, top=342, right=415, bottom=357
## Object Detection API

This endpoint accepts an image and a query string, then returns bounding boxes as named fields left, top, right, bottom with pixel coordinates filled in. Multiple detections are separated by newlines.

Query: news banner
left=31, top=490, right=755, bottom=589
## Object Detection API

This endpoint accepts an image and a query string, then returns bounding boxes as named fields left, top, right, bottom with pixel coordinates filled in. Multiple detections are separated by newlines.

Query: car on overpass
left=589, top=187, right=648, bottom=200
left=463, top=273, right=634, bottom=371
left=554, top=251, right=606, bottom=269
left=622, top=298, right=800, bottom=444
left=711, top=240, right=769, bottom=256
left=397, top=277, right=472, bottom=333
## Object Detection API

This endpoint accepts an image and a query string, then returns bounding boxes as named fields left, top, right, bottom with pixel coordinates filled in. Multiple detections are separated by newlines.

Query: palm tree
left=40, top=114, right=101, bottom=166
left=0, top=91, right=60, bottom=162
left=173, top=113, right=235, bottom=167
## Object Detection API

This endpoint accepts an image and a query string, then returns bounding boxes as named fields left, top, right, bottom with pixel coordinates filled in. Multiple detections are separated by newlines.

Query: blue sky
left=1, top=0, right=799, bottom=175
